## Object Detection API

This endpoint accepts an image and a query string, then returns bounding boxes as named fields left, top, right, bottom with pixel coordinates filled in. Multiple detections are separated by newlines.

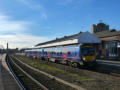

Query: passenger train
left=24, top=44, right=97, bottom=67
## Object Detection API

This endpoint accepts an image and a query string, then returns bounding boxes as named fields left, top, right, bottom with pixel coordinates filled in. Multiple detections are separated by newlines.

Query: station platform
left=96, top=59, right=120, bottom=67
left=0, top=54, right=21, bottom=90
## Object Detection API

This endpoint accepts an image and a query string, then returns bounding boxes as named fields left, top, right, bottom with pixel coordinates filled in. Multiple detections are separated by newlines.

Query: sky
left=0, top=0, right=120, bottom=49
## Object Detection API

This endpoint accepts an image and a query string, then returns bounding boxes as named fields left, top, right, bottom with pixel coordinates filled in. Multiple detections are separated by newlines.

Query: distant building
left=91, top=23, right=109, bottom=33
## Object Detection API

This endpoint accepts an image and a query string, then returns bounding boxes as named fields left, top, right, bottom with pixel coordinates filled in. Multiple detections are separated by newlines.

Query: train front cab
left=80, top=45, right=97, bottom=67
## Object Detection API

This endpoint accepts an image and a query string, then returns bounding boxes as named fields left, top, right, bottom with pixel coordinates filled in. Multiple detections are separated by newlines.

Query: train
left=24, top=44, right=97, bottom=67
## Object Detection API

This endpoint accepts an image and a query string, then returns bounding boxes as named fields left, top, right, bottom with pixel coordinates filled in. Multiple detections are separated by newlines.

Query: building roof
left=36, top=30, right=120, bottom=47
left=36, top=32, right=101, bottom=48
left=94, top=30, right=120, bottom=38
left=36, top=32, right=82, bottom=46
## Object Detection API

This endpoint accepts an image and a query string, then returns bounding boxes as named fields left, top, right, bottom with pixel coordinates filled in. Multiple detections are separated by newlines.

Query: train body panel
left=24, top=44, right=97, bottom=66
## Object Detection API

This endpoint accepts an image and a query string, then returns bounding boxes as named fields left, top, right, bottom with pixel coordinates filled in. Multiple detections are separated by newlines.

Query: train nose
left=82, top=56, right=95, bottom=62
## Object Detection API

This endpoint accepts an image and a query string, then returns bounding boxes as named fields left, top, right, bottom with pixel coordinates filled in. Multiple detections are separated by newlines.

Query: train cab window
left=81, top=47, right=95, bottom=56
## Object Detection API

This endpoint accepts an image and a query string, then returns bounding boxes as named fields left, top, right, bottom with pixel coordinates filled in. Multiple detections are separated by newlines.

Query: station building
left=32, top=22, right=120, bottom=60
left=91, top=22, right=120, bottom=59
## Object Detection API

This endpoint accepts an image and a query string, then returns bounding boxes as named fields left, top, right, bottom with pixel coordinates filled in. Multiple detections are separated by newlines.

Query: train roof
left=35, top=32, right=101, bottom=48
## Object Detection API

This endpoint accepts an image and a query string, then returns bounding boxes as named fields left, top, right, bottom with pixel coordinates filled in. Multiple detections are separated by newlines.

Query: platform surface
left=0, top=54, right=21, bottom=90
left=97, top=59, right=120, bottom=67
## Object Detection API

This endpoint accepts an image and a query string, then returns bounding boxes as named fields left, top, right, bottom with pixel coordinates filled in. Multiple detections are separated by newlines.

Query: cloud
left=0, top=14, right=30, bottom=33
left=0, top=34, right=53, bottom=49
left=0, top=13, right=52, bottom=49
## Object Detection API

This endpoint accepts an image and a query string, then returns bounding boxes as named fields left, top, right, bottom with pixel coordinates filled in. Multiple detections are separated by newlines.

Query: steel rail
left=6, top=54, right=26, bottom=90
left=12, top=55, right=85, bottom=90
left=9, top=55, right=49, bottom=90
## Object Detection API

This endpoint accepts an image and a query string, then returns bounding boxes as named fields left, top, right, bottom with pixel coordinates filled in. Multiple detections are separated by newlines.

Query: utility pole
left=7, top=43, right=9, bottom=54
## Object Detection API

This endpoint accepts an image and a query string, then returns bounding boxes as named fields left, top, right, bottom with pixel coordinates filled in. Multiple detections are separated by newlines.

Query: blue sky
left=0, top=0, right=120, bottom=48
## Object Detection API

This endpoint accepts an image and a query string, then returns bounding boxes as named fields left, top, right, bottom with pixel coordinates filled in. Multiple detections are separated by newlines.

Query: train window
left=52, top=52, right=54, bottom=55
left=68, top=51, right=71, bottom=56
left=60, top=52, right=62, bottom=55
left=53, top=51, right=55, bottom=55
left=75, top=48, right=78, bottom=56
left=57, top=52, right=59, bottom=55
left=75, top=51, right=77, bottom=56
left=53, top=51, right=54, bottom=54
left=50, top=52, right=53, bottom=55
left=44, top=51, right=47, bottom=55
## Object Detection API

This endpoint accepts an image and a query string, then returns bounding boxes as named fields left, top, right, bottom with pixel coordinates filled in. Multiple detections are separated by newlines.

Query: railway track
left=6, top=54, right=26, bottom=90
left=12, top=54, right=120, bottom=90
left=10, top=55, right=85, bottom=90
left=7, top=55, right=49, bottom=90
left=9, top=54, right=86, bottom=90
left=95, top=60, right=120, bottom=75
left=14, top=54, right=120, bottom=79
left=17, top=54, right=120, bottom=76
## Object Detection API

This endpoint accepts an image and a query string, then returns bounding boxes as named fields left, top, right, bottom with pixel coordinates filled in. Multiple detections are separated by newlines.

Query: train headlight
left=83, top=58, right=86, bottom=61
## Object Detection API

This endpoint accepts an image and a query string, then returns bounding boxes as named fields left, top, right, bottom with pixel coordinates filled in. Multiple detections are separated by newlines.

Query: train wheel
left=55, top=60, right=59, bottom=63
left=72, top=63, right=78, bottom=68
left=67, top=61, right=72, bottom=66
left=47, top=58, right=50, bottom=62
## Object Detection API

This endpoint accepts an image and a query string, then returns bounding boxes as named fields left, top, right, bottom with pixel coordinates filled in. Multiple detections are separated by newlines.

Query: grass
left=31, top=61, right=65, bottom=73
left=71, top=73, right=95, bottom=81
left=15, top=55, right=95, bottom=82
